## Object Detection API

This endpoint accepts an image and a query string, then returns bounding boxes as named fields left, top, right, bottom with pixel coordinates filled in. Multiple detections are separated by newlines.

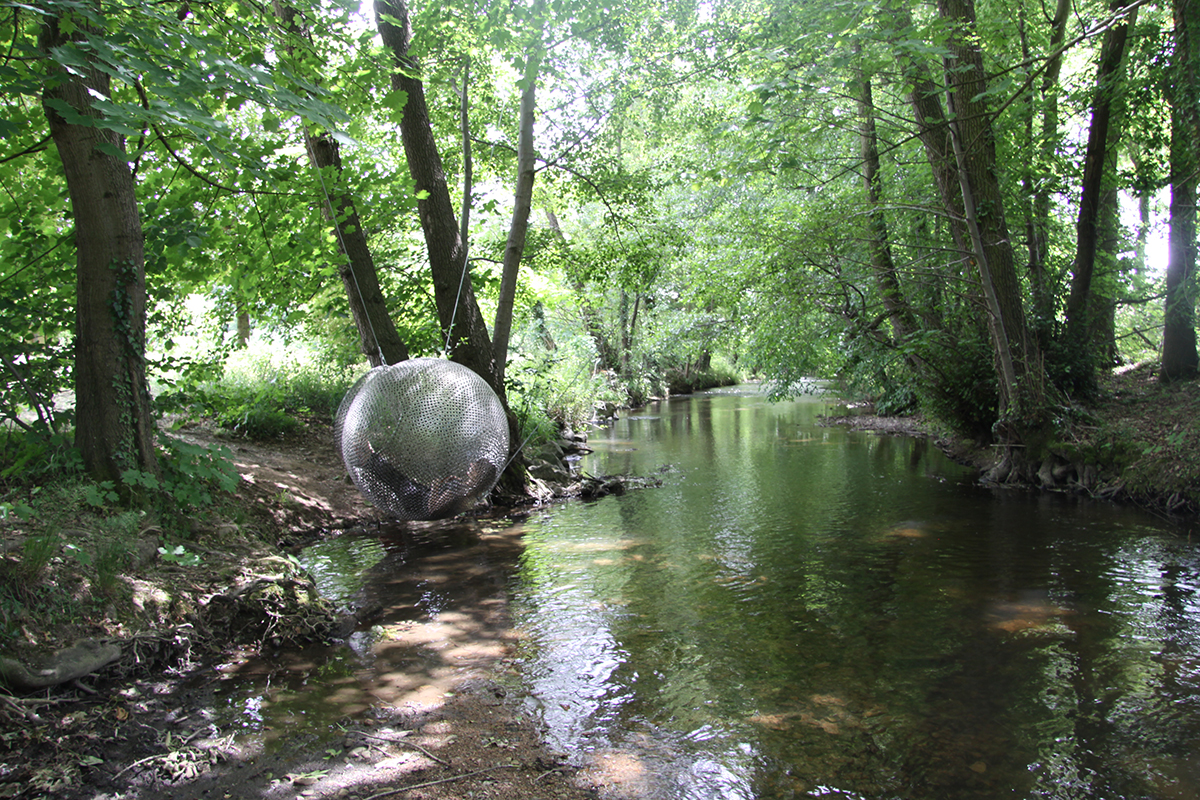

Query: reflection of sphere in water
left=334, top=359, right=509, bottom=520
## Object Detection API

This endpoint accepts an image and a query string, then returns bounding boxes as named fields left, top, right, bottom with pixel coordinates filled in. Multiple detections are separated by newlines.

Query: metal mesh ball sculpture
left=335, top=358, right=510, bottom=520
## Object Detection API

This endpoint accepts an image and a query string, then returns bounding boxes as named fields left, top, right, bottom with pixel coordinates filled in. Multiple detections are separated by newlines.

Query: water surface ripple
left=511, top=387, right=1200, bottom=799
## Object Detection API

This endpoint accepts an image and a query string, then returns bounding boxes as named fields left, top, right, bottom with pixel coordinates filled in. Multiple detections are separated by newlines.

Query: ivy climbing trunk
left=41, top=13, right=159, bottom=483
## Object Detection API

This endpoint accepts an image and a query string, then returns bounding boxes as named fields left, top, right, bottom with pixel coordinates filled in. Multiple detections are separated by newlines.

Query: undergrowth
left=157, top=344, right=367, bottom=440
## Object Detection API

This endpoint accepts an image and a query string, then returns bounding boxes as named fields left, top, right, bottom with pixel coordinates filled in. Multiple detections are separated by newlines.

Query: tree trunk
left=1090, top=60, right=1133, bottom=369
left=41, top=14, right=159, bottom=483
left=1065, top=0, right=1137, bottom=349
left=855, top=62, right=918, bottom=343
left=889, top=6, right=973, bottom=269
left=939, top=0, right=1047, bottom=448
left=1028, top=0, right=1071, bottom=330
left=306, top=133, right=410, bottom=367
left=375, top=0, right=528, bottom=498
left=1091, top=186, right=1120, bottom=367
left=375, top=0, right=498, bottom=392
left=1162, top=0, right=1200, bottom=381
left=272, top=0, right=408, bottom=368
left=493, top=48, right=542, bottom=385
left=237, top=309, right=251, bottom=347
left=459, top=56, right=473, bottom=249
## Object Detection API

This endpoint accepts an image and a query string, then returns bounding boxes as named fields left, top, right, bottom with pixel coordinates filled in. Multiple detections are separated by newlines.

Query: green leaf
left=93, top=141, right=130, bottom=160
left=381, top=88, right=408, bottom=122
left=43, top=98, right=95, bottom=127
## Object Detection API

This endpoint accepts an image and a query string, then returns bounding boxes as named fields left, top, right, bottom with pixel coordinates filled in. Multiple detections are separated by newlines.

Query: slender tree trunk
left=888, top=6, right=973, bottom=269
left=1162, top=0, right=1200, bottom=381
left=459, top=56, right=473, bottom=249
left=1029, top=0, right=1072, bottom=328
left=1065, top=1, right=1137, bottom=348
left=272, top=0, right=408, bottom=368
left=41, top=14, right=159, bottom=483
left=375, top=0, right=498, bottom=391
left=375, top=0, right=528, bottom=498
left=618, top=290, right=632, bottom=376
left=493, top=48, right=542, bottom=385
left=306, top=134, right=409, bottom=366
left=1092, top=182, right=1121, bottom=366
left=855, top=63, right=918, bottom=343
left=237, top=309, right=251, bottom=347
left=1090, top=58, right=1134, bottom=369
left=939, top=0, right=1047, bottom=451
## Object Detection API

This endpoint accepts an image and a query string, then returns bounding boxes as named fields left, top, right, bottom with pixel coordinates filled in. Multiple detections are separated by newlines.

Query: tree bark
left=306, top=134, right=409, bottom=366
left=855, top=62, right=918, bottom=343
left=1028, top=0, right=1071, bottom=328
left=1162, top=0, right=1200, bottom=381
left=493, top=48, right=542, bottom=385
left=458, top=56, right=473, bottom=249
left=236, top=308, right=251, bottom=347
left=40, top=14, right=159, bottom=483
left=939, top=0, right=1047, bottom=443
left=375, top=0, right=498, bottom=391
left=272, top=0, right=408, bottom=368
left=1065, top=0, right=1137, bottom=348
left=888, top=6, right=973, bottom=270
left=375, top=0, right=528, bottom=497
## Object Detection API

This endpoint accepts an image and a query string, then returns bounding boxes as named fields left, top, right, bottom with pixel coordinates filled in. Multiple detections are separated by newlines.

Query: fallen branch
left=0, top=639, right=121, bottom=691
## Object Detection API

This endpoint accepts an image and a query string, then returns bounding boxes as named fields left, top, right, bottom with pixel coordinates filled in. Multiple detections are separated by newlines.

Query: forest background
left=1, top=0, right=1199, bottom=640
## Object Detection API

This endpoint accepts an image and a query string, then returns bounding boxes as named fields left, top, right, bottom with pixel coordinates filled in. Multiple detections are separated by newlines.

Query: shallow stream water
left=506, top=386, right=1200, bottom=799
left=286, top=385, right=1199, bottom=799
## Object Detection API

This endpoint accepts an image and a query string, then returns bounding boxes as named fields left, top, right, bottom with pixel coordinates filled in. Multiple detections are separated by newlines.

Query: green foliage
left=915, top=333, right=999, bottom=440
left=158, top=341, right=367, bottom=439
left=664, top=353, right=742, bottom=395
left=215, top=401, right=301, bottom=440
left=17, top=534, right=59, bottom=582
left=74, top=436, right=237, bottom=512
left=507, top=320, right=621, bottom=434
left=0, top=427, right=82, bottom=483
left=91, top=537, right=132, bottom=598
left=158, top=544, right=202, bottom=567
left=158, top=437, right=240, bottom=510
left=0, top=0, right=1182, bottom=497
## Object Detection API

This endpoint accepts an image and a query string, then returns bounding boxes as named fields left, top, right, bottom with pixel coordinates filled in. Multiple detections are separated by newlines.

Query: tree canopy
left=2, top=0, right=1195, bottom=487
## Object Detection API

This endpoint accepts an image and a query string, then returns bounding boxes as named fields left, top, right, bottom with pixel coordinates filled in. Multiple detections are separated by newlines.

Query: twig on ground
left=360, top=763, right=519, bottom=799
left=0, top=693, right=43, bottom=723
left=113, top=753, right=168, bottom=779
left=355, top=730, right=451, bottom=766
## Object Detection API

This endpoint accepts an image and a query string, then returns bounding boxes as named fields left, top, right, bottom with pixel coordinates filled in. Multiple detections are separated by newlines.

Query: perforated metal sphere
left=335, top=358, right=510, bottom=520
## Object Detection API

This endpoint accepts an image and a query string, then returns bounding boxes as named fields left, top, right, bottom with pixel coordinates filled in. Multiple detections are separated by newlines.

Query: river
left=301, top=385, right=1200, bottom=799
